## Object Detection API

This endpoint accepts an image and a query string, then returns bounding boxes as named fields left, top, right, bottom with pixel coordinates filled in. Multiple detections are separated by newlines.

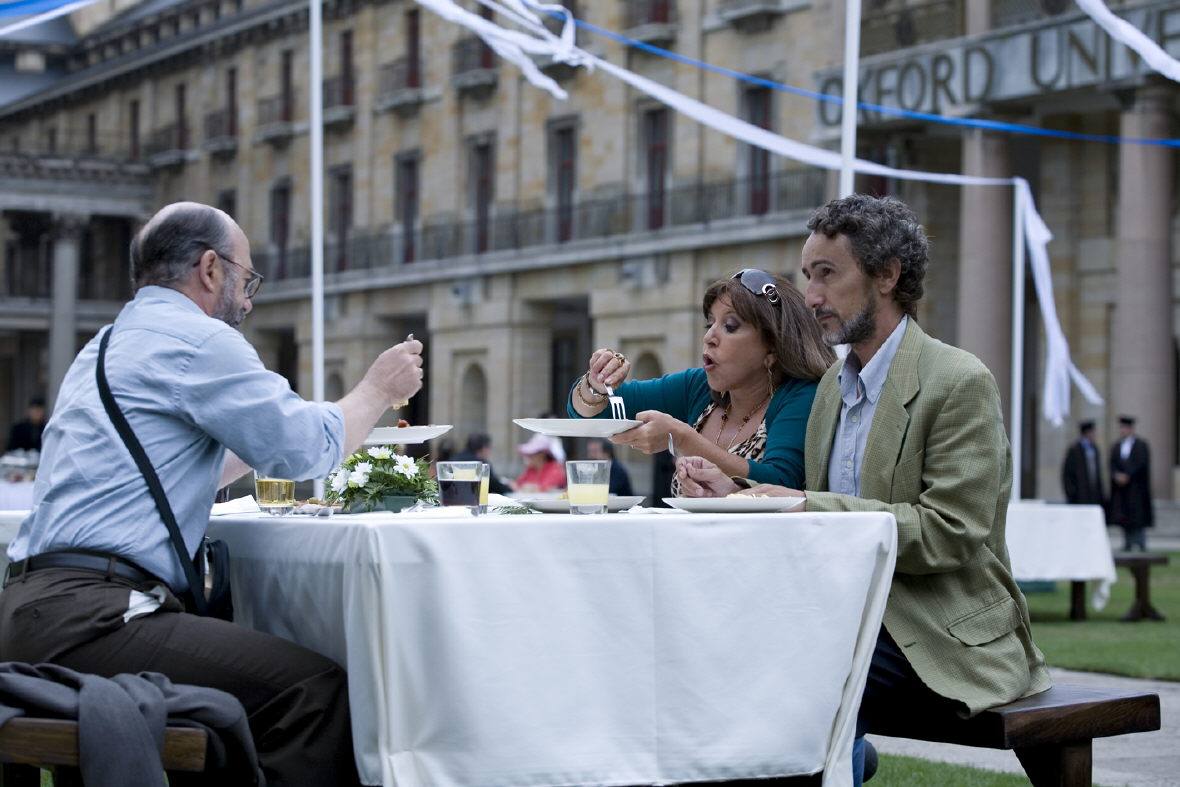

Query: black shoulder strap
left=95, top=327, right=208, bottom=614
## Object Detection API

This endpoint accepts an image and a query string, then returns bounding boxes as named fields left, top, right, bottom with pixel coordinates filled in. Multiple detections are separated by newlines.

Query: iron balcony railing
left=379, top=57, right=422, bottom=94
left=323, top=75, right=355, bottom=109
left=860, top=0, right=963, bottom=56
left=205, top=108, right=237, bottom=139
left=144, top=123, right=189, bottom=156
left=624, top=0, right=676, bottom=28
left=253, top=170, right=824, bottom=281
left=257, top=94, right=295, bottom=126
left=1, top=129, right=137, bottom=161
left=452, top=36, right=495, bottom=75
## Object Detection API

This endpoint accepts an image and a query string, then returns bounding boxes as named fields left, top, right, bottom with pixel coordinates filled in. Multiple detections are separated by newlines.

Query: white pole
left=1009, top=183, right=1026, bottom=501
left=838, top=0, right=862, bottom=197
left=310, top=0, right=326, bottom=498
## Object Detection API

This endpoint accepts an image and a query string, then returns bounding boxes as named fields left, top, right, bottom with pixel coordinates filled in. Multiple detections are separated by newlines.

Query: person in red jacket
left=514, top=434, right=566, bottom=492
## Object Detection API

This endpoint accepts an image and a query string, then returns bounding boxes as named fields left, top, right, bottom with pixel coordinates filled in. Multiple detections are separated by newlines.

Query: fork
left=603, top=384, right=627, bottom=420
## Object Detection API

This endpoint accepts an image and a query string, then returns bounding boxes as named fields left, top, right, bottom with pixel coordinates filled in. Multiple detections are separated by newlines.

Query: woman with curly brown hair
left=567, top=269, right=833, bottom=491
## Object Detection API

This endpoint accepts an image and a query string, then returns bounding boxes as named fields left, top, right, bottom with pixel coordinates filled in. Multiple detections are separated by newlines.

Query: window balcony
left=718, top=0, right=789, bottom=33
left=452, top=37, right=498, bottom=98
left=623, top=0, right=678, bottom=47
left=204, top=109, right=237, bottom=156
left=144, top=123, right=192, bottom=168
left=323, top=76, right=356, bottom=127
left=860, top=0, right=963, bottom=57
left=375, top=57, right=425, bottom=114
left=255, top=95, right=297, bottom=144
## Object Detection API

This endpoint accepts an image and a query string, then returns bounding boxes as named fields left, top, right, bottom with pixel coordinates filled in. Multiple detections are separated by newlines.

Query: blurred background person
left=455, top=432, right=511, bottom=494
left=6, top=396, right=47, bottom=453
left=568, top=269, right=832, bottom=493
left=515, top=434, right=566, bottom=492
left=586, top=438, right=634, bottom=497
left=1061, top=419, right=1104, bottom=508
left=1109, top=415, right=1153, bottom=551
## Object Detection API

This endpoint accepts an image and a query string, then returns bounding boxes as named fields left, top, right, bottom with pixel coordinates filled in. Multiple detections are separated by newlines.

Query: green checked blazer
left=804, top=320, right=1051, bottom=716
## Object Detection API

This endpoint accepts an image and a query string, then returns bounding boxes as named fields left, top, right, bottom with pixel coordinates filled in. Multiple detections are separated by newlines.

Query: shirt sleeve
left=175, top=327, right=345, bottom=480
left=744, top=379, right=816, bottom=489
left=566, top=368, right=707, bottom=423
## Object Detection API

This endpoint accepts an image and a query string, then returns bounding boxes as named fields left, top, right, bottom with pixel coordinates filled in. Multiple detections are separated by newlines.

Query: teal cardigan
left=566, top=367, right=817, bottom=489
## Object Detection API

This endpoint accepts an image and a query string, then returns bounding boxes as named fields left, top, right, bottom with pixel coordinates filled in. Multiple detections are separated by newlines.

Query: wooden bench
left=870, top=684, right=1160, bottom=786
left=0, top=717, right=207, bottom=787
left=1113, top=553, right=1169, bottom=622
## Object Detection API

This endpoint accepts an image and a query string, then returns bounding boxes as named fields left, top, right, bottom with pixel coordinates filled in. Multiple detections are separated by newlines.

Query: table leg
left=1069, top=581, right=1086, bottom=621
left=1121, top=564, right=1166, bottom=622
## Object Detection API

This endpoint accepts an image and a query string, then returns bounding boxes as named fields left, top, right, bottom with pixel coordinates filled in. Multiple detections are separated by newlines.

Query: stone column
left=1113, top=86, right=1174, bottom=499
left=957, top=129, right=1013, bottom=423
left=47, top=214, right=85, bottom=407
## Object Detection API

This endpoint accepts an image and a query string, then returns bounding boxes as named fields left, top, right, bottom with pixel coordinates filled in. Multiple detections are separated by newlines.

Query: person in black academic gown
left=1061, top=420, right=1105, bottom=508
left=1109, top=415, right=1153, bottom=551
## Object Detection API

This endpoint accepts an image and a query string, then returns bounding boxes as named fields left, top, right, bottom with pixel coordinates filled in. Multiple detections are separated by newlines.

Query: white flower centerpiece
left=325, top=446, right=438, bottom=513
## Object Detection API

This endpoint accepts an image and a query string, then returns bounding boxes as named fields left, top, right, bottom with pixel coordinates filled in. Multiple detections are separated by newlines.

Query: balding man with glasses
left=1, top=202, right=424, bottom=785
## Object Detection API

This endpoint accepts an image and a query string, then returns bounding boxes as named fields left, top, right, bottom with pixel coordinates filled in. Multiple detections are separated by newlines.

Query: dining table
left=1004, top=501, right=1117, bottom=617
left=206, top=506, right=897, bottom=787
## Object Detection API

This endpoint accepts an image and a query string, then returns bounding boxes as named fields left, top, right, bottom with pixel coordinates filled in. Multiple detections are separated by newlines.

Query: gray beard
left=822, top=295, right=876, bottom=346
left=211, top=277, right=245, bottom=329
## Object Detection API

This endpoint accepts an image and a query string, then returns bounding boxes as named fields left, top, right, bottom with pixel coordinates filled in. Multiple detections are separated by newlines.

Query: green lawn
left=873, top=754, right=1031, bottom=786
left=1023, top=551, right=1180, bottom=680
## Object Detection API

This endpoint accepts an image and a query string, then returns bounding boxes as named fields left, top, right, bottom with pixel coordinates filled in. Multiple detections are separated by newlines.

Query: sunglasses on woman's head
left=732, top=268, right=780, bottom=304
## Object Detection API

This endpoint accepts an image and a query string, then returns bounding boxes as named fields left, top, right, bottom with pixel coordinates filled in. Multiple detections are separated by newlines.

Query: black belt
left=5, top=551, right=161, bottom=587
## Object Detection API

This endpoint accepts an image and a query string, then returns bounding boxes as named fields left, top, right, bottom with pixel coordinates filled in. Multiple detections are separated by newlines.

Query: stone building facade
left=0, top=0, right=1176, bottom=499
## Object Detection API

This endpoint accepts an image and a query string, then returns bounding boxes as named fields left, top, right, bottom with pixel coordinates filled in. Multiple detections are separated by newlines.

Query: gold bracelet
left=576, top=373, right=607, bottom=407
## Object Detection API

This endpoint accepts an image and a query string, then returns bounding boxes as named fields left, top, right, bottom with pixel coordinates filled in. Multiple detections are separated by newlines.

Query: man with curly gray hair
left=677, top=194, right=1050, bottom=785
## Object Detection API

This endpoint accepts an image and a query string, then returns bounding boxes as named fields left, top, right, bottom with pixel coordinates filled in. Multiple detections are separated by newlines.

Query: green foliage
left=1024, top=551, right=1180, bottom=680
left=874, top=755, right=1039, bottom=786
left=323, top=447, right=439, bottom=510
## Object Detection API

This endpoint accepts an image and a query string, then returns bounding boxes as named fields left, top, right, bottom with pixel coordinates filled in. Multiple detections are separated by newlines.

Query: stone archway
left=632, top=351, right=663, bottom=381
left=457, top=362, right=489, bottom=443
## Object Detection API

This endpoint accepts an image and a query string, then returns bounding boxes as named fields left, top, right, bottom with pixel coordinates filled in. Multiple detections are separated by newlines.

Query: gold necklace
left=714, top=391, right=772, bottom=451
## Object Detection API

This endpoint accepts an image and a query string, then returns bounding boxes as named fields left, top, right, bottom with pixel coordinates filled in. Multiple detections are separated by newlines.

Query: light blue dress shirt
left=8, top=286, right=345, bottom=591
left=827, top=317, right=908, bottom=496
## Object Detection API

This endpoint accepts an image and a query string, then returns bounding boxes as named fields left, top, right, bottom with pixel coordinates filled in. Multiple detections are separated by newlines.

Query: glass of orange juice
left=478, top=463, right=490, bottom=514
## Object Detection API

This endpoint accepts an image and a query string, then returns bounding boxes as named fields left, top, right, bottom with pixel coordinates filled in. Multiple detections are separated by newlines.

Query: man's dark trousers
left=0, top=567, right=362, bottom=787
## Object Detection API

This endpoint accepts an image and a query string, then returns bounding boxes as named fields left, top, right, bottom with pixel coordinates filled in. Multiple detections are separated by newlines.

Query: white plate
left=662, top=496, right=806, bottom=513
left=513, top=418, right=641, bottom=438
left=521, top=494, right=647, bottom=513
left=365, top=425, right=453, bottom=445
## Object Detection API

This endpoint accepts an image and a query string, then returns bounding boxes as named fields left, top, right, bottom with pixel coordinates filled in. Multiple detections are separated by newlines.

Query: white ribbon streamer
left=1075, top=0, right=1180, bottom=83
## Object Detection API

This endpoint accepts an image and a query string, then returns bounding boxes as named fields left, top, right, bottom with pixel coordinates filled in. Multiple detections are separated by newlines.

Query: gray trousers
left=0, top=567, right=361, bottom=787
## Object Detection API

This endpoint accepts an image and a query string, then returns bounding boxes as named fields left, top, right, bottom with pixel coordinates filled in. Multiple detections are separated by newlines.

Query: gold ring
left=613, top=352, right=627, bottom=364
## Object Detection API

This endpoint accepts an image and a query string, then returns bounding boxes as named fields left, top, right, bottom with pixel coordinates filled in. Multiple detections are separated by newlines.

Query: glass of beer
left=437, top=461, right=482, bottom=515
left=479, top=462, right=490, bottom=514
left=566, top=460, right=610, bottom=515
left=254, top=471, right=296, bottom=515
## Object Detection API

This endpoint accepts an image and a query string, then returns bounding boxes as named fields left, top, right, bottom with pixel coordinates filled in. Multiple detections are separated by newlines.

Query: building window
left=406, top=9, right=421, bottom=87
left=549, top=123, right=576, bottom=243
left=642, top=108, right=669, bottom=230
left=226, top=67, right=237, bottom=135
left=743, top=85, right=771, bottom=215
left=217, top=189, right=237, bottom=219
left=86, top=113, right=97, bottom=155
left=340, top=30, right=354, bottom=104
left=129, top=99, right=140, bottom=160
left=396, top=153, right=420, bottom=263
left=470, top=138, right=494, bottom=253
left=281, top=49, right=294, bottom=121
left=47, top=126, right=57, bottom=153
left=330, top=166, right=353, bottom=271
left=175, top=82, right=187, bottom=148
left=270, top=182, right=291, bottom=278
left=478, top=4, right=494, bottom=67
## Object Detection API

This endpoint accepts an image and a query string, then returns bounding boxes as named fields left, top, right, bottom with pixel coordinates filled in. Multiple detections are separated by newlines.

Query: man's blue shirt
left=8, top=286, right=345, bottom=590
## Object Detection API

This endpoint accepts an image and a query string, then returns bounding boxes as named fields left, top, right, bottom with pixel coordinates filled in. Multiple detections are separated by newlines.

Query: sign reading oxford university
left=815, top=0, right=1180, bottom=128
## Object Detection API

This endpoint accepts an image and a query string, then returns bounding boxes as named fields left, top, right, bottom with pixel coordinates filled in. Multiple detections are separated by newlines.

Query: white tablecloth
left=1005, top=502, right=1116, bottom=609
left=0, top=482, right=34, bottom=511
left=208, top=510, right=897, bottom=787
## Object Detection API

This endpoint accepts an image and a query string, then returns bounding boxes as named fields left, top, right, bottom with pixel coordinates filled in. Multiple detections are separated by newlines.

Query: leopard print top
left=669, top=401, right=769, bottom=497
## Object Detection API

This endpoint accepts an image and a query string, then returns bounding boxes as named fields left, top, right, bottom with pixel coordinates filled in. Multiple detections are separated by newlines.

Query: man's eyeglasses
left=732, top=268, right=780, bottom=304
left=204, top=250, right=264, bottom=299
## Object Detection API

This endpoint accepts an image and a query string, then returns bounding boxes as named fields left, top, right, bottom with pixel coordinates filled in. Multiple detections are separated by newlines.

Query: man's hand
left=611, top=411, right=685, bottom=454
left=675, top=456, right=740, bottom=497
left=1114, top=471, right=1130, bottom=486
left=363, top=338, right=424, bottom=407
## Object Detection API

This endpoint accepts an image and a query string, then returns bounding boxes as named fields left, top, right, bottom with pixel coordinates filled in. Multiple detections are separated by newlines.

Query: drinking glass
left=478, top=462, right=490, bottom=514
left=437, top=461, right=482, bottom=514
left=254, top=470, right=296, bottom=515
left=566, top=460, right=610, bottom=515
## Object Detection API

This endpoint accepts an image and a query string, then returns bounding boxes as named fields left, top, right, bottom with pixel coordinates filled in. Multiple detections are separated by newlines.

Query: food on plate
left=397, top=419, right=410, bottom=428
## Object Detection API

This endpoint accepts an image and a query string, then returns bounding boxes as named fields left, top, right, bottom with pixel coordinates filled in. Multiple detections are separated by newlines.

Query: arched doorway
left=457, top=362, right=489, bottom=444
left=632, top=352, right=662, bottom=381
